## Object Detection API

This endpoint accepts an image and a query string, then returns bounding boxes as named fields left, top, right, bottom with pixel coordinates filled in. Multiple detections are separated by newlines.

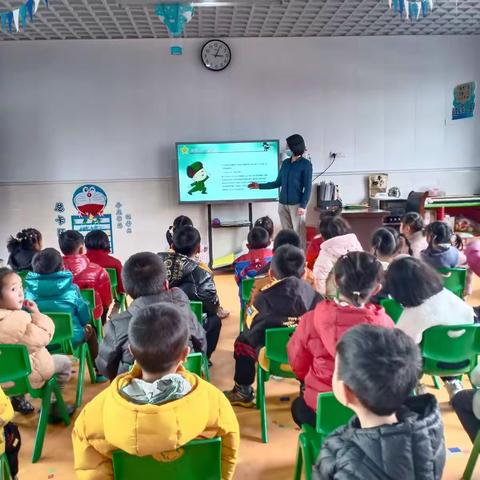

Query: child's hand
left=23, top=300, right=39, bottom=313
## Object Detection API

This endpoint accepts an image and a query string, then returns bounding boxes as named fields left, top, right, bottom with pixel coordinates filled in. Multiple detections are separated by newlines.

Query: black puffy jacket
left=7, top=248, right=36, bottom=271
left=313, top=394, right=445, bottom=480
left=158, top=252, right=219, bottom=316
left=96, top=289, right=207, bottom=380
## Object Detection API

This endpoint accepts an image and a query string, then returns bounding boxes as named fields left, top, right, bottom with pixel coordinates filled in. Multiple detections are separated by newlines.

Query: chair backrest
left=17, top=270, right=29, bottom=288
left=422, top=324, right=480, bottom=376
left=380, top=298, right=404, bottom=324
left=190, top=301, right=203, bottom=325
left=438, top=267, right=467, bottom=298
left=316, top=392, right=354, bottom=437
left=44, top=312, right=74, bottom=350
left=112, top=437, right=222, bottom=480
left=183, top=353, right=203, bottom=376
left=241, top=277, right=256, bottom=303
left=265, top=327, right=296, bottom=378
left=0, top=344, right=33, bottom=396
left=80, top=289, right=96, bottom=320
left=106, top=268, right=118, bottom=290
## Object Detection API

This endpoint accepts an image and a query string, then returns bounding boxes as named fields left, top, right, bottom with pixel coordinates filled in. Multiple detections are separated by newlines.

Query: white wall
left=0, top=36, right=479, bottom=262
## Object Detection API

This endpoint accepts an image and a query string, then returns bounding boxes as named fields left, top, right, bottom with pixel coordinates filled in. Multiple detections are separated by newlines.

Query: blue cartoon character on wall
left=72, top=184, right=108, bottom=222
left=187, top=162, right=209, bottom=195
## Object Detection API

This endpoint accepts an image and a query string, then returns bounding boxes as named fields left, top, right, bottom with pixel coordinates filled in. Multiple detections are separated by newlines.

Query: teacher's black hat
left=286, top=134, right=306, bottom=156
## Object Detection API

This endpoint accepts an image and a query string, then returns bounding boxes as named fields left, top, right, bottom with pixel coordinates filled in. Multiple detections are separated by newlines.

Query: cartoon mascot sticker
left=72, top=184, right=108, bottom=222
left=187, top=162, right=209, bottom=195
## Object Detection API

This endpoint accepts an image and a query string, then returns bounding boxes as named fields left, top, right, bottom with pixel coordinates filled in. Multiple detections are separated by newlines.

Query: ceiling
left=0, top=0, right=479, bottom=41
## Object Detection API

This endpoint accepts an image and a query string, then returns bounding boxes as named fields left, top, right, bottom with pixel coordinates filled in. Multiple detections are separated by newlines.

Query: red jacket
left=287, top=300, right=394, bottom=411
left=306, top=236, right=323, bottom=270
left=63, top=254, right=113, bottom=318
left=86, top=249, right=124, bottom=294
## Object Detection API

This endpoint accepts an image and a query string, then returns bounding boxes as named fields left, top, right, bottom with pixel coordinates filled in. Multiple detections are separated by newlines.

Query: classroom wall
left=0, top=35, right=479, bottom=262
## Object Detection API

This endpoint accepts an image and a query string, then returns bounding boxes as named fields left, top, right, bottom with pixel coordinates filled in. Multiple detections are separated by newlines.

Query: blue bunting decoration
left=389, top=0, right=433, bottom=20
left=0, top=0, right=47, bottom=33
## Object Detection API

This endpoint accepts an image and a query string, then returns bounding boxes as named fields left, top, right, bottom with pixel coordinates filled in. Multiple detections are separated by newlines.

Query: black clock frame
left=201, top=39, right=232, bottom=72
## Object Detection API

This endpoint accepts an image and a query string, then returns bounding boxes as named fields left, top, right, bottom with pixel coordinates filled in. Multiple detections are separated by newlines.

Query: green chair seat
left=0, top=344, right=70, bottom=463
left=183, top=353, right=203, bottom=376
left=112, top=437, right=222, bottom=480
left=80, top=288, right=103, bottom=341
left=438, top=267, right=467, bottom=298
left=380, top=298, right=404, bottom=324
left=106, top=268, right=127, bottom=312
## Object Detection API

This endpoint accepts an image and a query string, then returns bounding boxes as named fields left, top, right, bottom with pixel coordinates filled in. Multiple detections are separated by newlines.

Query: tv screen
left=176, top=140, right=280, bottom=204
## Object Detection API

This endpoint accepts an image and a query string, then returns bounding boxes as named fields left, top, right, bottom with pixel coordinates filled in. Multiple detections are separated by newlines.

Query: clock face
left=201, top=40, right=231, bottom=72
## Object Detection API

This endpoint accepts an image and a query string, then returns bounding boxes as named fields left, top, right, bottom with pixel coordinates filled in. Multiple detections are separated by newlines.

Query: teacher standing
left=249, top=134, right=312, bottom=249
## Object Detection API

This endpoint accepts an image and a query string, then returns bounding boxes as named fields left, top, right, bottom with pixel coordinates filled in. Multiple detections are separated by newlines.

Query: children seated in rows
left=313, top=214, right=362, bottom=296
left=85, top=230, right=124, bottom=295
left=59, top=230, right=113, bottom=323
left=314, top=324, right=445, bottom=480
left=73, top=302, right=240, bottom=480
left=224, top=244, right=322, bottom=406
left=158, top=226, right=222, bottom=359
left=7, top=228, right=43, bottom=272
left=97, top=252, right=207, bottom=380
left=386, top=256, right=474, bottom=399
left=0, top=267, right=73, bottom=422
left=289, top=251, right=394, bottom=427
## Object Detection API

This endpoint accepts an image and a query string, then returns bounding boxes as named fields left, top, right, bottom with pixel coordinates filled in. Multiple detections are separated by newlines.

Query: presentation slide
left=176, top=140, right=279, bottom=204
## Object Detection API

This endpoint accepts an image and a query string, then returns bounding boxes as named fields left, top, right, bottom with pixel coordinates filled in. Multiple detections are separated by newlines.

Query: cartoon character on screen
left=263, top=142, right=270, bottom=152
left=187, top=162, right=209, bottom=195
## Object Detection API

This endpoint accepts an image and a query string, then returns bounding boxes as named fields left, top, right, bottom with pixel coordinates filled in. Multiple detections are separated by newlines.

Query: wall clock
left=201, top=39, right=231, bottom=72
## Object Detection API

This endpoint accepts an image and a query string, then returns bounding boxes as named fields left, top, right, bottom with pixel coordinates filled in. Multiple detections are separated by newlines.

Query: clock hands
left=214, top=45, right=221, bottom=57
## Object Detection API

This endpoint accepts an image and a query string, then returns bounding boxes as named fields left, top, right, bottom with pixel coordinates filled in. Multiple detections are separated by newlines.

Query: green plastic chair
left=239, top=277, right=256, bottom=333
left=106, top=268, right=127, bottom=312
left=112, top=437, right=222, bottom=480
left=256, top=327, right=296, bottom=443
left=183, top=353, right=203, bottom=376
left=0, top=453, right=11, bottom=479
left=421, top=324, right=480, bottom=389
left=80, top=289, right=103, bottom=341
left=45, top=312, right=96, bottom=408
left=0, top=344, right=70, bottom=463
left=463, top=430, right=480, bottom=480
left=380, top=298, right=404, bottom=324
left=17, top=270, right=29, bottom=288
left=438, top=267, right=467, bottom=298
left=294, top=393, right=354, bottom=480
left=189, top=302, right=210, bottom=382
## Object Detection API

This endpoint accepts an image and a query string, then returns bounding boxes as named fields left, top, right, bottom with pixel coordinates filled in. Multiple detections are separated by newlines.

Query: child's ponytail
left=399, top=233, right=413, bottom=256
left=7, top=228, right=42, bottom=254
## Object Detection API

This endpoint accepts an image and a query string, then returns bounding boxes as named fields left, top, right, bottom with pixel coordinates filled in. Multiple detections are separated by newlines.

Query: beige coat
left=0, top=309, right=55, bottom=389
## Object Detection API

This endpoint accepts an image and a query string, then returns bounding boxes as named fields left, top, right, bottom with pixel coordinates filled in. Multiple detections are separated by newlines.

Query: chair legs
left=202, top=355, right=210, bottom=382
left=257, top=364, right=268, bottom=443
left=75, top=343, right=96, bottom=409
left=93, top=318, right=103, bottom=342
left=293, top=437, right=304, bottom=480
left=463, top=431, right=480, bottom=480
left=118, top=293, right=127, bottom=312
left=432, top=376, right=441, bottom=389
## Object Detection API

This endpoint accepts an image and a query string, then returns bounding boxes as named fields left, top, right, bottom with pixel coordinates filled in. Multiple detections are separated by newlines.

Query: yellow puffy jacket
left=0, top=387, right=14, bottom=455
left=72, top=366, right=240, bottom=480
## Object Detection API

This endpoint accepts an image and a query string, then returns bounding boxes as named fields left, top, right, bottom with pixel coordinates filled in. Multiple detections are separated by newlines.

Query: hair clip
left=352, top=291, right=360, bottom=296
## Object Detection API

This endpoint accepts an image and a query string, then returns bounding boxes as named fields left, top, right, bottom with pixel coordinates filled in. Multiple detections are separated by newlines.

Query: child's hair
left=128, top=302, right=189, bottom=374
left=58, top=230, right=84, bottom=255
left=336, top=324, right=421, bottom=416
left=122, top=252, right=167, bottom=299
left=385, top=256, right=443, bottom=307
left=7, top=228, right=42, bottom=254
left=247, top=227, right=270, bottom=250
left=371, top=227, right=400, bottom=258
left=172, top=226, right=201, bottom=257
left=319, top=214, right=351, bottom=240
left=402, top=212, right=424, bottom=233
left=85, top=230, right=111, bottom=252
left=273, top=229, right=301, bottom=251
left=271, top=244, right=305, bottom=279
left=254, top=216, right=274, bottom=239
left=32, top=248, right=64, bottom=274
left=334, top=251, right=383, bottom=307
left=0, top=267, right=16, bottom=299
left=426, top=221, right=462, bottom=250
left=166, top=216, right=194, bottom=247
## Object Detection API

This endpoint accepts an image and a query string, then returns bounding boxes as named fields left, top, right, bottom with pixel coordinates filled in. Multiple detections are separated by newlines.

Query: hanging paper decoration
left=0, top=0, right=47, bottom=34
left=388, top=0, right=433, bottom=20
left=155, top=3, right=194, bottom=55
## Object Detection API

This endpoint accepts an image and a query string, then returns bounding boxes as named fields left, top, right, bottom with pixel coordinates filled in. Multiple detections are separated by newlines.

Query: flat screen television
left=176, top=140, right=280, bottom=204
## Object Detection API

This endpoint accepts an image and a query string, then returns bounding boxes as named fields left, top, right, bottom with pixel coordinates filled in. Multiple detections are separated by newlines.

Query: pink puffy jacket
left=288, top=300, right=394, bottom=411
left=312, top=233, right=363, bottom=295
left=466, top=241, right=480, bottom=277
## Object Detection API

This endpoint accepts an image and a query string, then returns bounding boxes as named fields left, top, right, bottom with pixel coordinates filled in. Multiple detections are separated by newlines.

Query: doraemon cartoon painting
left=73, top=184, right=108, bottom=219
left=187, top=162, right=209, bottom=195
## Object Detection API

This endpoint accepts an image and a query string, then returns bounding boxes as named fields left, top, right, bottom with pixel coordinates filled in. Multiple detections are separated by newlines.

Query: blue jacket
left=25, top=271, right=90, bottom=346
left=259, top=156, right=313, bottom=208
left=421, top=246, right=460, bottom=269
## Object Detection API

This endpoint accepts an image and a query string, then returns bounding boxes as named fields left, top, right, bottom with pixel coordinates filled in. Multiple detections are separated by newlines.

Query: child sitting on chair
left=7, top=228, right=43, bottom=272
left=313, top=324, right=445, bottom=480
left=234, top=227, right=273, bottom=285
left=0, top=267, right=73, bottom=422
left=97, top=252, right=206, bottom=381
left=385, top=256, right=475, bottom=400
left=224, top=244, right=322, bottom=407
left=59, top=230, right=113, bottom=323
left=370, top=227, right=401, bottom=270
left=399, top=212, right=428, bottom=258
left=72, top=303, right=240, bottom=480
left=289, top=252, right=394, bottom=427
left=85, top=230, right=124, bottom=295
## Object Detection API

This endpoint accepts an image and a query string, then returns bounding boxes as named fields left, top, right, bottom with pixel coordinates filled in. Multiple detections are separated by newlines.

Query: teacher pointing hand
left=249, top=134, right=312, bottom=249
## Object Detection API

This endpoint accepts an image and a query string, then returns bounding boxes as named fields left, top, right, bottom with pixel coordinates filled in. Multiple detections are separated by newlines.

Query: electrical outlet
left=329, top=152, right=346, bottom=159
